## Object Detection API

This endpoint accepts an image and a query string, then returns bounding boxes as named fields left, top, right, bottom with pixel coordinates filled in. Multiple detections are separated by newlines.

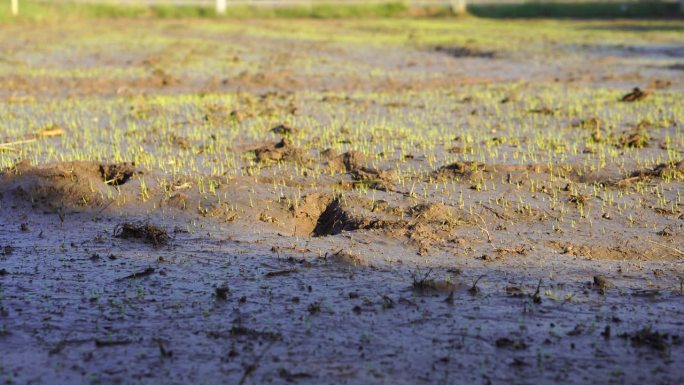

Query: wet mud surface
left=1, top=204, right=682, bottom=385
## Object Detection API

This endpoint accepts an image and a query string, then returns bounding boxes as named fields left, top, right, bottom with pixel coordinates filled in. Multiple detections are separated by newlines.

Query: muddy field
left=0, top=18, right=683, bottom=385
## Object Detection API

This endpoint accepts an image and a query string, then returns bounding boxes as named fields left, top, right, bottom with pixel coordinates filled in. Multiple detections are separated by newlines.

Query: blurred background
left=3, top=0, right=684, bottom=19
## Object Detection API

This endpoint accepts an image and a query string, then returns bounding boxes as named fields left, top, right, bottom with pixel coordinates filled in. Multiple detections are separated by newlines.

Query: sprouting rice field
left=0, top=17, right=683, bottom=385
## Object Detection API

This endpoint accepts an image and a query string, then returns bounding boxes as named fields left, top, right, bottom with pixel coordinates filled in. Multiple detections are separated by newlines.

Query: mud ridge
left=0, top=161, right=140, bottom=209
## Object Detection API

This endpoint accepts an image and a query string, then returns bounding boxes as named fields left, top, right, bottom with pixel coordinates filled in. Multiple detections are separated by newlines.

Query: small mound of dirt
left=651, top=160, right=684, bottom=179
left=320, top=148, right=338, bottom=160
left=617, top=129, right=649, bottom=148
left=292, top=193, right=399, bottom=237
left=634, top=160, right=684, bottom=180
left=270, top=124, right=297, bottom=136
left=434, top=161, right=488, bottom=180
left=114, top=222, right=169, bottom=247
left=435, top=45, right=496, bottom=59
left=408, top=202, right=461, bottom=225
left=99, top=163, right=137, bottom=186
left=313, top=199, right=364, bottom=236
left=407, top=222, right=449, bottom=256
left=1, top=161, right=114, bottom=208
left=291, top=193, right=334, bottom=236
left=327, top=151, right=367, bottom=173
left=616, top=160, right=684, bottom=187
left=621, top=87, right=650, bottom=102
left=437, top=161, right=556, bottom=184
left=151, top=68, right=180, bottom=87
left=255, top=138, right=308, bottom=163
left=350, top=167, right=396, bottom=191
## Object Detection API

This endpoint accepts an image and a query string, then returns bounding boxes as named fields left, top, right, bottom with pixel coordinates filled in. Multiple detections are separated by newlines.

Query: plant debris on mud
left=113, top=222, right=169, bottom=247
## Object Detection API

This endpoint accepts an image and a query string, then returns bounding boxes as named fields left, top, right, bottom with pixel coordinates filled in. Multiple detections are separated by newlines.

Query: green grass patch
left=224, top=3, right=409, bottom=18
left=0, top=1, right=411, bottom=22
left=0, top=2, right=218, bottom=22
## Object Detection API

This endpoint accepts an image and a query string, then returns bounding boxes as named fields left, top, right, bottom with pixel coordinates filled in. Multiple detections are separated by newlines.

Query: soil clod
left=621, top=87, right=650, bottom=102
left=328, top=151, right=368, bottom=173
left=99, top=163, right=136, bottom=186
left=618, top=129, right=650, bottom=148
left=114, top=222, right=169, bottom=247
left=270, top=124, right=297, bottom=136
left=215, top=285, right=230, bottom=300
left=313, top=200, right=363, bottom=237
left=255, top=138, right=308, bottom=163
left=593, top=275, right=611, bottom=291
left=119, top=267, right=155, bottom=280
left=621, top=327, right=672, bottom=351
